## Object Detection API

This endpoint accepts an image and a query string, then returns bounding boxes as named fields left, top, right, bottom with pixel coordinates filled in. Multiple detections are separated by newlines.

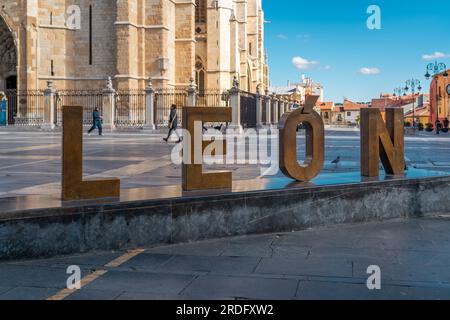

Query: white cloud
left=422, top=52, right=450, bottom=61
left=292, top=56, right=320, bottom=70
left=276, top=34, right=288, bottom=40
left=359, top=67, right=380, bottom=75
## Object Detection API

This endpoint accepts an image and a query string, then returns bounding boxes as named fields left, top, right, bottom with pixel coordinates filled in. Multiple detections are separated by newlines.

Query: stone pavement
left=1, top=128, right=450, bottom=198
left=1, top=127, right=450, bottom=300
left=1, top=216, right=450, bottom=300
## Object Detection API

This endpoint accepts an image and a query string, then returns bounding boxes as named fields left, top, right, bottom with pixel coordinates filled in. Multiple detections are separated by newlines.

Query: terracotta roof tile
left=316, top=101, right=334, bottom=110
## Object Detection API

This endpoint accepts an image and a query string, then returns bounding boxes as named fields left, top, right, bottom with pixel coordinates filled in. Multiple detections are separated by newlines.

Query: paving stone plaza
left=1, top=128, right=450, bottom=198
left=3, top=0, right=450, bottom=307
left=1, top=217, right=450, bottom=300
left=1, top=128, right=450, bottom=300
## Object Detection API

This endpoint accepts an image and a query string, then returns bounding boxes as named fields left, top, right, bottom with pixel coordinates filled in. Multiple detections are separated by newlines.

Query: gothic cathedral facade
left=0, top=0, right=268, bottom=93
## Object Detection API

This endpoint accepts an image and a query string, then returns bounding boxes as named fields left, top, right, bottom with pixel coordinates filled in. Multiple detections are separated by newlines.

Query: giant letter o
left=279, top=103, right=325, bottom=181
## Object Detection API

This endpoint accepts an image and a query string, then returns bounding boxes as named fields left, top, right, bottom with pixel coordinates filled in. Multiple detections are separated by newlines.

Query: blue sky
left=263, top=0, right=450, bottom=102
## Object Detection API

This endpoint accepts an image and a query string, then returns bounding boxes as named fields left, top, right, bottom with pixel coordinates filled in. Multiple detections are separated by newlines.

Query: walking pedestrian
left=435, top=119, right=442, bottom=135
left=444, top=117, right=449, bottom=129
left=163, top=104, right=182, bottom=143
left=0, top=91, right=7, bottom=127
left=88, top=108, right=103, bottom=136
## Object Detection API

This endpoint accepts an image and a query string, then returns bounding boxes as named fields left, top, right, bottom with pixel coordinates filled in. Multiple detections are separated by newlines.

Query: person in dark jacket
left=436, top=119, right=442, bottom=135
left=163, top=104, right=181, bottom=143
left=444, top=118, right=449, bottom=129
left=0, top=91, right=7, bottom=127
left=88, top=108, right=103, bottom=136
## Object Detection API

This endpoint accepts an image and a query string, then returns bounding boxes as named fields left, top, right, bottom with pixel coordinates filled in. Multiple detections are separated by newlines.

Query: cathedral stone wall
left=0, top=0, right=267, bottom=92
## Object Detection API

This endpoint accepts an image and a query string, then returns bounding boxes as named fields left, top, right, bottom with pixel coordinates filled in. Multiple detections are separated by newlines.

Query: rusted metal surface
left=360, top=108, right=405, bottom=177
left=182, top=106, right=232, bottom=191
left=278, top=95, right=324, bottom=181
left=62, top=105, right=120, bottom=201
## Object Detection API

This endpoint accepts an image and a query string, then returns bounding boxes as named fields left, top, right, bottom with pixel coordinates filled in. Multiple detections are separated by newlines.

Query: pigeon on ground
left=331, top=156, right=341, bottom=167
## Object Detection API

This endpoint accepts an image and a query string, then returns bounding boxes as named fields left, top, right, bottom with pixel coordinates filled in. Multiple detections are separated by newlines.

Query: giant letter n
left=360, top=108, right=404, bottom=177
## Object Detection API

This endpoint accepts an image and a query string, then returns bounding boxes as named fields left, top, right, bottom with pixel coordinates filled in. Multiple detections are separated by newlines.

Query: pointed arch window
left=247, top=64, right=253, bottom=92
left=195, top=57, right=206, bottom=95
left=196, top=0, right=207, bottom=23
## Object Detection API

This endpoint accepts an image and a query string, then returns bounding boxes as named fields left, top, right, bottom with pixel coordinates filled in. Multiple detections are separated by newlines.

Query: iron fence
left=4, top=90, right=45, bottom=126
left=115, top=90, right=146, bottom=127
left=4, top=89, right=17, bottom=125
left=2, top=88, right=267, bottom=129
left=240, top=90, right=257, bottom=128
left=154, top=88, right=187, bottom=127
left=197, top=89, right=230, bottom=107
left=197, top=89, right=230, bottom=129
left=56, top=90, right=103, bottom=126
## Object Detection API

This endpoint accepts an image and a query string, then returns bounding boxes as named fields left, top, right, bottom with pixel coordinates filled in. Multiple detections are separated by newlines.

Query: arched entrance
left=0, top=15, right=17, bottom=91
left=195, top=56, right=206, bottom=93
left=0, top=15, right=18, bottom=124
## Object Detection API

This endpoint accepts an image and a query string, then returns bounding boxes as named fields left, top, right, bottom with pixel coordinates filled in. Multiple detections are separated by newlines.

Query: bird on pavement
left=331, top=156, right=341, bottom=167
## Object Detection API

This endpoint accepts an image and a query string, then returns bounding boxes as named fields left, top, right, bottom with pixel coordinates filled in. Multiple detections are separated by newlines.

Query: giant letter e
left=182, top=106, right=232, bottom=191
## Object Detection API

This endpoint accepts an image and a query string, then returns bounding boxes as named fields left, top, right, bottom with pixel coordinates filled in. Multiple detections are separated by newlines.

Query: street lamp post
left=393, top=87, right=405, bottom=99
left=404, top=79, right=422, bottom=128
left=424, top=61, right=448, bottom=124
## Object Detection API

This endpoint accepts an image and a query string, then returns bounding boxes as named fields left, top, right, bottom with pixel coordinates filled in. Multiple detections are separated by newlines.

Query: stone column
left=174, top=2, right=196, bottom=88
left=102, top=77, right=116, bottom=131
left=115, top=1, right=138, bottom=90
left=43, top=80, right=56, bottom=130
left=229, top=77, right=242, bottom=132
left=206, top=0, right=232, bottom=89
left=145, top=78, right=156, bottom=130
left=277, top=100, right=283, bottom=118
left=25, top=2, right=38, bottom=90
left=187, top=77, right=197, bottom=107
left=230, top=13, right=240, bottom=83
left=272, top=94, right=279, bottom=124
left=264, top=94, right=271, bottom=126
left=256, top=86, right=263, bottom=129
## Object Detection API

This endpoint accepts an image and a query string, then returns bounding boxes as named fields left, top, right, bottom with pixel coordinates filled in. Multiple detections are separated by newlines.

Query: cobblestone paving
left=2, top=217, right=450, bottom=300
left=1, top=127, right=449, bottom=197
